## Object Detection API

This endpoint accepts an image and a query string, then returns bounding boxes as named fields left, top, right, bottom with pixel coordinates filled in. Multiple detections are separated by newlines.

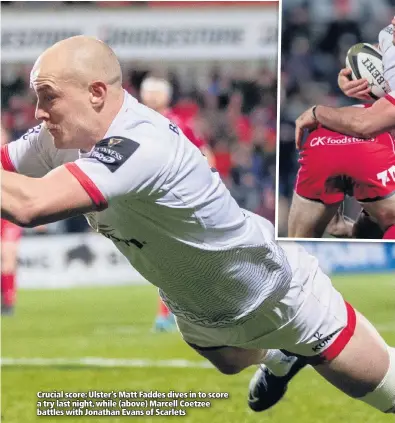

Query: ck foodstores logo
left=377, top=166, right=395, bottom=187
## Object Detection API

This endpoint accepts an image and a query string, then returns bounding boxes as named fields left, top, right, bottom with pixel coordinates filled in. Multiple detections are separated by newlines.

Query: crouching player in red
left=140, top=77, right=216, bottom=331
left=288, top=123, right=395, bottom=239
left=1, top=126, right=22, bottom=315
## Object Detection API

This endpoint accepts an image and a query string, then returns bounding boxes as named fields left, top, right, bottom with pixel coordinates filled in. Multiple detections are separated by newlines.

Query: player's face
left=33, top=78, right=95, bottom=149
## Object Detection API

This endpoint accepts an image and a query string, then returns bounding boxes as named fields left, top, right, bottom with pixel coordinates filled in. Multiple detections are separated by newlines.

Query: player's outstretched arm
left=314, top=96, right=395, bottom=138
left=295, top=95, right=395, bottom=147
left=1, top=166, right=100, bottom=227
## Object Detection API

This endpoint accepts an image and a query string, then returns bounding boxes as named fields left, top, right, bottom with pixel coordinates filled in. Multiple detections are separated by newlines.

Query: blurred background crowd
left=1, top=1, right=278, bottom=235
left=278, top=0, right=394, bottom=236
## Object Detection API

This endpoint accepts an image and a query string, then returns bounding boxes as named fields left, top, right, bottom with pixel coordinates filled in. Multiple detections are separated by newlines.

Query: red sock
left=383, top=225, right=395, bottom=240
left=158, top=298, right=170, bottom=318
left=1, top=273, right=16, bottom=307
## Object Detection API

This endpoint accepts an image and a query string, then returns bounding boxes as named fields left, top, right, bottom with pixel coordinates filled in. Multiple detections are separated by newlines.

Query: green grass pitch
left=2, top=273, right=394, bottom=422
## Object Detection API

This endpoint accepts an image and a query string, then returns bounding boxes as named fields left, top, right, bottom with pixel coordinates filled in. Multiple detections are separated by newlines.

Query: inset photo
left=277, top=1, right=395, bottom=241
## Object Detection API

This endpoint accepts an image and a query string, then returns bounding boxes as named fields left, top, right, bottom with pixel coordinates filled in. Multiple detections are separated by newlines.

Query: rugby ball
left=345, top=43, right=390, bottom=100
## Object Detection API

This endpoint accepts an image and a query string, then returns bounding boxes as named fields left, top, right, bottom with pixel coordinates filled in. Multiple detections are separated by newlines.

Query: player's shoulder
left=90, top=123, right=172, bottom=173
left=109, top=98, right=177, bottom=151
left=87, top=95, right=177, bottom=172
left=88, top=135, right=141, bottom=173
left=13, top=124, right=55, bottom=152
left=16, top=123, right=44, bottom=142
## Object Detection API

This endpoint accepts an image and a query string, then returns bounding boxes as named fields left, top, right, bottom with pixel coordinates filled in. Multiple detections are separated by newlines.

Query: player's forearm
left=1, top=170, right=77, bottom=227
left=1, top=170, right=39, bottom=226
left=315, top=96, right=395, bottom=138
left=2, top=167, right=98, bottom=227
left=314, top=105, right=375, bottom=138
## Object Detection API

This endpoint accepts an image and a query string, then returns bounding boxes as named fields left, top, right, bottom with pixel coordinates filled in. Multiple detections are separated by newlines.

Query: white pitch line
left=0, top=357, right=214, bottom=369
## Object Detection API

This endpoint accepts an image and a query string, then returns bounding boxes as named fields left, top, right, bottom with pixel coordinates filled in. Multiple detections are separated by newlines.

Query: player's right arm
left=295, top=94, right=395, bottom=147
left=1, top=130, right=164, bottom=227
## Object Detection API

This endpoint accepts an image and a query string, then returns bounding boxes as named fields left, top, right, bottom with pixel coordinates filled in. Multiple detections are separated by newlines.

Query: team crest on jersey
left=108, top=137, right=123, bottom=147
left=91, top=136, right=140, bottom=173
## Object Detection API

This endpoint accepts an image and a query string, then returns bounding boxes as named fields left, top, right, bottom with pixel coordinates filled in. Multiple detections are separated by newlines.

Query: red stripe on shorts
left=321, top=302, right=356, bottom=362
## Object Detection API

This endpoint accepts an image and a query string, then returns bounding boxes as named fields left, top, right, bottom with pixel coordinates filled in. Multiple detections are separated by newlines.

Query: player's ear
left=89, top=81, right=107, bottom=109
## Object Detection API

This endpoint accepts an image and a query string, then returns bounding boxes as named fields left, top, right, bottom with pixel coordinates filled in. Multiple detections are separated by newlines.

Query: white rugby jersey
left=379, top=24, right=395, bottom=90
left=2, top=92, right=295, bottom=327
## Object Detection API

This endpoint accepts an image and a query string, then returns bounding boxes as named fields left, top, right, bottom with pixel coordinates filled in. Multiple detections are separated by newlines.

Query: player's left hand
left=337, top=68, right=371, bottom=100
left=295, top=106, right=318, bottom=149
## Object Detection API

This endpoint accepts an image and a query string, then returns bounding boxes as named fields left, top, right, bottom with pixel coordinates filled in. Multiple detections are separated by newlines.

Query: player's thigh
left=360, top=195, right=395, bottom=230
left=288, top=192, right=341, bottom=238
left=313, top=310, right=389, bottom=398
left=175, top=315, right=265, bottom=374
left=1, top=241, right=19, bottom=273
left=187, top=343, right=265, bottom=375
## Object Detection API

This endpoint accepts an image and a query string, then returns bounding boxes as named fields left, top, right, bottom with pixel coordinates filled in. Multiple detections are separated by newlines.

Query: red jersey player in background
left=1, top=125, right=23, bottom=315
left=288, top=123, right=395, bottom=239
left=140, top=76, right=216, bottom=332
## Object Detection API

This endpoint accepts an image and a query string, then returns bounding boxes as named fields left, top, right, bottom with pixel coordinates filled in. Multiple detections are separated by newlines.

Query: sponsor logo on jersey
left=97, top=224, right=145, bottom=250
left=95, top=147, right=123, bottom=161
left=90, top=150, right=118, bottom=164
left=310, top=135, right=375, bottom=147
left=91, top=136, right=140, bottom=172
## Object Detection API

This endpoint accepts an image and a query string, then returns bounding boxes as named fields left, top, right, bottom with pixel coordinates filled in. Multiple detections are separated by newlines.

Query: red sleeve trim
left=385, top=94, right=395, bottom=106
left=64, top=163, right=108, bottom=211
left=1, top=145, right=16, bottom=172
left=320, top=302, right=356, bottom=362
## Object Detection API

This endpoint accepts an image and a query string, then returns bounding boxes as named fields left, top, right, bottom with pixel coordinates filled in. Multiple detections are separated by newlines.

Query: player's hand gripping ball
left=345, top=43, right=390, bottom=100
